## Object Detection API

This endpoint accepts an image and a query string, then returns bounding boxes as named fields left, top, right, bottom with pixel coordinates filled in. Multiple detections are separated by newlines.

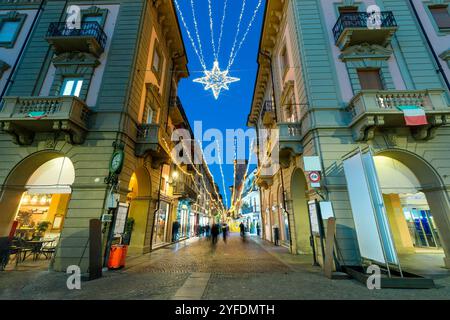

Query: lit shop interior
left=6, top=157, right=74, bottom=266
left=374, top=156, right=442, bottom=254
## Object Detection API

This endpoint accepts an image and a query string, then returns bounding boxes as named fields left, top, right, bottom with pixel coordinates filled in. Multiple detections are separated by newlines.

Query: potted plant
left=34, top=221, right=51, bottom=240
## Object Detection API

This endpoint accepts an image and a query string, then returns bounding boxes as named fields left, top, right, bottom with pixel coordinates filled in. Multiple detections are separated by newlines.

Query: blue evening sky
left=175, top=0, right=264, bottom=208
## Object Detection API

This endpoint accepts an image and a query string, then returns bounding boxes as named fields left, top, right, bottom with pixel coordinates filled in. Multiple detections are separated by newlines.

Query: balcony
left=46, top=22, right=107, bottom=57
left=277, top=122, right=303, bottom=168
left=332, top=12, right=398, bottom=50
left=135, top=124, right=172, bottom=166
left=255, top=171, right=274, bottom=190
left=173, top=176, right=198, bottom=201
left=262, top=101, right=275, bottom=127
left=0, top=96, right=90, bottom=145
left=347, top=89, right=450, bottom=141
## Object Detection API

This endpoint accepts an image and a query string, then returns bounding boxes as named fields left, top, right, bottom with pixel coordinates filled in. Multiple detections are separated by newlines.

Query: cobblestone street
left=1, top=234, right=450, bottom=300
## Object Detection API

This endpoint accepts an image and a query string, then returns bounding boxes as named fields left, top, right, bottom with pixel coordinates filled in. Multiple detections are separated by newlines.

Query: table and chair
left=0, top=236, right=58, bottom=270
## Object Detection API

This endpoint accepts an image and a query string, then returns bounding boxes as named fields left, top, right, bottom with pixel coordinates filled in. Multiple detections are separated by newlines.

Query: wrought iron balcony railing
left=332, top=11, right=397, bottom=49
left=46, top=22, right=107, bottom=57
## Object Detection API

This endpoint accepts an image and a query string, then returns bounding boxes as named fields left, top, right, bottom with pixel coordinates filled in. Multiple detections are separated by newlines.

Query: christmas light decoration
left=174, top=0, right=263, bottom=100
left=193, top=60, right=240, bottom=99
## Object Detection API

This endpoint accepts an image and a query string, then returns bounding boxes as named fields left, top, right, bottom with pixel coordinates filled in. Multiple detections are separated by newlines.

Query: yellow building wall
left=383, top=194, right=415, bottom=254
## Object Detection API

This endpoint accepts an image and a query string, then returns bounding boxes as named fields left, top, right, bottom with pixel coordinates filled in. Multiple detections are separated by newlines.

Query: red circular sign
left=308, top=171, right=321, bottom=183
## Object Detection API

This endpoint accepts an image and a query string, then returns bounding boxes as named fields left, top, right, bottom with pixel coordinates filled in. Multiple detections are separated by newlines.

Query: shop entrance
left=0, top=154, right=74, bottom=271
left=127, top=167, right=153, bottom=255
left=374, top=151, right=450, bottom=271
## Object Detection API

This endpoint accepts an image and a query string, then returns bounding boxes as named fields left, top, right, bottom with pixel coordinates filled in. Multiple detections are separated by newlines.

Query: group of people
left=210, top=223, right=229, bottom=244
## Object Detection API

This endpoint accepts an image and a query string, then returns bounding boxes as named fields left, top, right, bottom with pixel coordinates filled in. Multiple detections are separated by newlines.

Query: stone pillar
left=0, top=189, right=24, bottom=237
left=52, top=186, right=108, bottom=272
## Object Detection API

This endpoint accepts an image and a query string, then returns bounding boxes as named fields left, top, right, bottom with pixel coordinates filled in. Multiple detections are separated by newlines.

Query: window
left=61, top=78, right=83, bottom=97
left=152, top=48, right=161, bottom=74
left=357, top=69, right=384, bottom=90
left=151, top=43, right=164, bottom=81
left=0, top=21, right=20, bottom=43
left=82, top=15, right=103, bottom=25
left=145, top=107, right=154, bottom=124
left=429, top=6, right=450, bottom=30
left=0, top=12, right=26, bottom=48
left=280, top=46, right=289, bottom=76
left=339, top=6, right=359, bottom=14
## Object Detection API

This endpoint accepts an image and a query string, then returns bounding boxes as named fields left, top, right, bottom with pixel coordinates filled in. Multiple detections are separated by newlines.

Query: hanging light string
left=207, top=0, right=217, bottom=61
left=230, top=139, right=255, bottom=214
left=215, top=139, right=229, bottom=209
left=174, top=0, right=207, bottom=70
left=216, top=0, right=228, bottom=61
left=227, top=0, right=246, bottom=72
left=193, top=138, right=227, bottom=213
left=160, top=136, right=225, bottom=216
left=228, top=0, right=263, bottom=69
left=190, top=0, right=207, bottom=69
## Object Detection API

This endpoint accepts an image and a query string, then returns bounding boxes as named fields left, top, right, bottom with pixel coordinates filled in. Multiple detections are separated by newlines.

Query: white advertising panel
left=114, top=203, right=129, bottom=236
left=361, top=152, right=399, bottom=265
left=308, top=201, right=320, bottom=235
left=343, top=153, right=386, bottom=264
left=319, top=202, right=335, bottom=220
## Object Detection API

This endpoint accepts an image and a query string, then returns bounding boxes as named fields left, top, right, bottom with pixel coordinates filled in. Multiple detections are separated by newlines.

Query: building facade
left=238, top=169, right=262, bottom=236
left=0, top=0, right=221, bottom=272
left=249, top=0, right=450, bottom=268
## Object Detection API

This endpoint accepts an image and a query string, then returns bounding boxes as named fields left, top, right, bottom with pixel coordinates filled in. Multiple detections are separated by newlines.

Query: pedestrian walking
left=222, top=223, right=228, bottom=243
left=273, top=225, right=280, bottom=246
left=172, top=220, right=180, bottom=242
left=239, top=222, right=246, bottom=241
left=211, top=224, right=219, bottom=244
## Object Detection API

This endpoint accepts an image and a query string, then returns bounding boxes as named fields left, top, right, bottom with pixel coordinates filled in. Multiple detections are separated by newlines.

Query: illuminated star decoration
left=193, top=60, right=240, bottom=99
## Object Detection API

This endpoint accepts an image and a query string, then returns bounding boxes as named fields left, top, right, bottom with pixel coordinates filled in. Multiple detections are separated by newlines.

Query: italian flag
left=397, top=105, right=428, bottom=126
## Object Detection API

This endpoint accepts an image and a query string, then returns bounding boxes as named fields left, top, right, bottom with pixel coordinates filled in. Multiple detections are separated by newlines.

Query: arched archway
left=0, top=151, right=75, bottom=270
left=126, top=166, right=153, bottom=255
left=374, top=149, right=450, bottom=268
left=291, top=168, right=311, bottom=254
left=0, top=151, right=73, bottom=237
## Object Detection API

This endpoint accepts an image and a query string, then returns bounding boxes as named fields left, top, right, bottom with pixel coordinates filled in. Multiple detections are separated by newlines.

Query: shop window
left=429, top=5, right=450, bottom=30
left=61, top=78, right=84, bottom=97
left=0, top=12, right=26, bottom=48
left=357, top=69, right=384, bottom=90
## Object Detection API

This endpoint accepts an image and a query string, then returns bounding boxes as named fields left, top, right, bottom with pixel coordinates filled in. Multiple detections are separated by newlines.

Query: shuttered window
left=357, top=69, right=384, bottom=90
